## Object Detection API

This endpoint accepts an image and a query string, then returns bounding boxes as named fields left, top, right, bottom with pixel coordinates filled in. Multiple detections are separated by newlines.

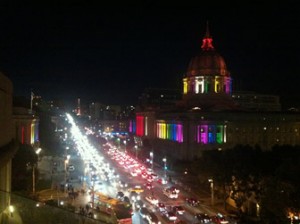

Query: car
left=145, top=196, right=159, bottom=205
left=145, top=182, right=153, bottom=190
left=67, top=165, right=75, bottom=172
left=186, top=197, right=200, bottom=206
left=151, top=173, right=158, bottom=179
left=91, top=174, right=99, bottom=181
left=146, top=212, right=161, bottom=224
left=134, top=199, right=144, bottom=209
left=168, top=186, right=180, bottom=194
left=128, top=185, right=144, bottom=193
left=123, top=196, right=131, bottom=204
left=130, top=191, right=140, bottom=201
left=130, top=171, right=138, bottom=176
left=147, top=175, right=154, bottom=182
left=157, top=202, right=166, bottom=212
left=211, top=213, right=229, bottom=224
left=195, top=213, right=211, bottom=223
left=157, top=178, right=168, bottom=185
left=165, top=211, right=177, bottom=221
left=140, top=207, right=150, bottom=219
left=116, top=191, right=124, bottom=200
left=141, top=172, right=148, bottom=178
left=163, top=188, right=178, bottom=199
left=172, top=205, right=185, bottom=215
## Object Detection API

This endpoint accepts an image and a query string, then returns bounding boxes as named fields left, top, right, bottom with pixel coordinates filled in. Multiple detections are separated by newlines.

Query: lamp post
left=208, top=178, right=214, bottom=206
left=162, top=157, right=167, bottom=178
left=150, top=151, right=154, bottom=171
left=91, top=180, right=95, bottom=209
left=123, top=140, right=127, bottom=154
left=64, top=155, right=70, bottom=192
left=33, top=147, right=42, bottom=194
left=32, top=164, right=36, bottom=194
left=134, top=145, right=138, bottom=159
left=117, top=138, right=120, bottom=150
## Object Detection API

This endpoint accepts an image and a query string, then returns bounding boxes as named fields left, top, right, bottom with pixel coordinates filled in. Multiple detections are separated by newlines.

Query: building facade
left=129, top=26, right=300, bottom=162
left=0, top=72, right=18, bottom=222
left=0, top=71, right=40, bottom=222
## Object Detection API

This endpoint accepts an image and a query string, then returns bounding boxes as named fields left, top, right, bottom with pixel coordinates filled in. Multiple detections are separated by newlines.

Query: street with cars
left=38, top=113, right=239, bottom=224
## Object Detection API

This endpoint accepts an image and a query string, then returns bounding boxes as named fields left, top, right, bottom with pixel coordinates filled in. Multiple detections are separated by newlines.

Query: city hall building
left=129, top=26, right=300, bottom=161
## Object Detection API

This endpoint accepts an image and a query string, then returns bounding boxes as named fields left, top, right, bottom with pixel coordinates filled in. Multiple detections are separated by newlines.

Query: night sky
left=0, top=2, right=300, bottom=107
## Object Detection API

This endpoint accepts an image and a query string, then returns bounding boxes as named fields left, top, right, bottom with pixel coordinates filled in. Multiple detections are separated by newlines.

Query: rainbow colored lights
left=136, top=116, right=144, bottom=136
left=131, top=115, right=226, bottom=145
left=157, top=122, right=183, bottom=143
left=197, top=124, right=224, bottom=144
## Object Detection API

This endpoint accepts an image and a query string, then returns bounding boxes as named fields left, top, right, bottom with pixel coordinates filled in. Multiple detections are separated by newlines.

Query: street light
left=150, top=151, right=154, bottom=171
left=117, top=138, right=120, bottom=150
left=33, top=147, right=42, bottom=194
left=162, top=157, right=167, bottom=178
left=123, top=140, right=127, bottom=154
left=208, top=178, right=214, bottom=206
left=64, top=155, right=70, bottom=192
left=134, top=145, right=138, bottom=159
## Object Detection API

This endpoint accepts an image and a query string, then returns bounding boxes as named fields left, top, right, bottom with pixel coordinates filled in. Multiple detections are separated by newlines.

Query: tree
left=12, top=144, right=38, bottom=193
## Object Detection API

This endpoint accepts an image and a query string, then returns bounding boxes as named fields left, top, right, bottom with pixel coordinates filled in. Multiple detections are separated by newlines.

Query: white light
left=35, top=148, right=42, bottom=154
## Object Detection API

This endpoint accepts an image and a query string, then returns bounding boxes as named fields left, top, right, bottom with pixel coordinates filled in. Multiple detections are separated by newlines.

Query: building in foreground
left=0, top=72, right=18, bottom=222
left=0, top=71, right=41, bottom=222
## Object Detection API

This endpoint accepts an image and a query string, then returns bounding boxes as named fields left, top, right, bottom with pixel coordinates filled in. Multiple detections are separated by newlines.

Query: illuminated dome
left=180, top=23, right=237, bottom=111
left=185, top=25, right=230, bottom=77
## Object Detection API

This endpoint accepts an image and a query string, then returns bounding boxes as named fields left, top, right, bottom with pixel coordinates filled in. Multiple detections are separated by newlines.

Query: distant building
left=129, top=25, right=300, bottom=162
left=87, top=102, right=136, bottom=134
left=12, top=107, right=39, bottom=146
left=137, top=88, right=181, bottom=111
left=231, top=91, right=281, bottom=111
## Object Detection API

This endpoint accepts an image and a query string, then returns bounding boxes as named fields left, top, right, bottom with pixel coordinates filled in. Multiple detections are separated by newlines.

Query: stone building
left=0, top=72, right=18, bottom=222
left=129, top=25, right=300, bottom=162
left=0, top=71, right=40, bottom=222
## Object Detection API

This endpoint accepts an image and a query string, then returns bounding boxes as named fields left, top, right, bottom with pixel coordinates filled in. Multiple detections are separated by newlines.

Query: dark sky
left=0, top=2, right=300, bottom=107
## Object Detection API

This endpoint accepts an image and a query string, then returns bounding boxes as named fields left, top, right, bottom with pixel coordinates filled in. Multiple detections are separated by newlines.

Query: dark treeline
left=187, top=144, right=300, bottom=223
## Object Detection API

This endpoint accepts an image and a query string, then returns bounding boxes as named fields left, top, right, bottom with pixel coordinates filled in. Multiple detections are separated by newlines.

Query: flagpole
left=30, top=90, right=33, bottom=111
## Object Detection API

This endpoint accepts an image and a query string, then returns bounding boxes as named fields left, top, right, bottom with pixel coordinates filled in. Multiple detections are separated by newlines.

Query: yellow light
left=9, top=205, right=14, bottom=213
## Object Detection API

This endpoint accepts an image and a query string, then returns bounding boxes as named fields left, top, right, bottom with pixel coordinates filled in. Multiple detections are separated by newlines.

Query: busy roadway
left=64, top=113, right=237, bottom=224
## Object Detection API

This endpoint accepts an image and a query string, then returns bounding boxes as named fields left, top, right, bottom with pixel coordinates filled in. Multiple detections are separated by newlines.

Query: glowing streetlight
left=9, top=205, right=14, bottom=217
left=162, top=157, right=167, bottom=178
left=33, top=147, right=42, bottom=194
left=117, top=138, right=120, bottom=149
left=134, top=145, right=138, bottom=159
left=123, top=140, right=127, bottom=153
left=208, top=178, right=214, bottom=206
left=150, top=151, right=154, bottom=171
left=64, top=155, right=70, bottom=192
